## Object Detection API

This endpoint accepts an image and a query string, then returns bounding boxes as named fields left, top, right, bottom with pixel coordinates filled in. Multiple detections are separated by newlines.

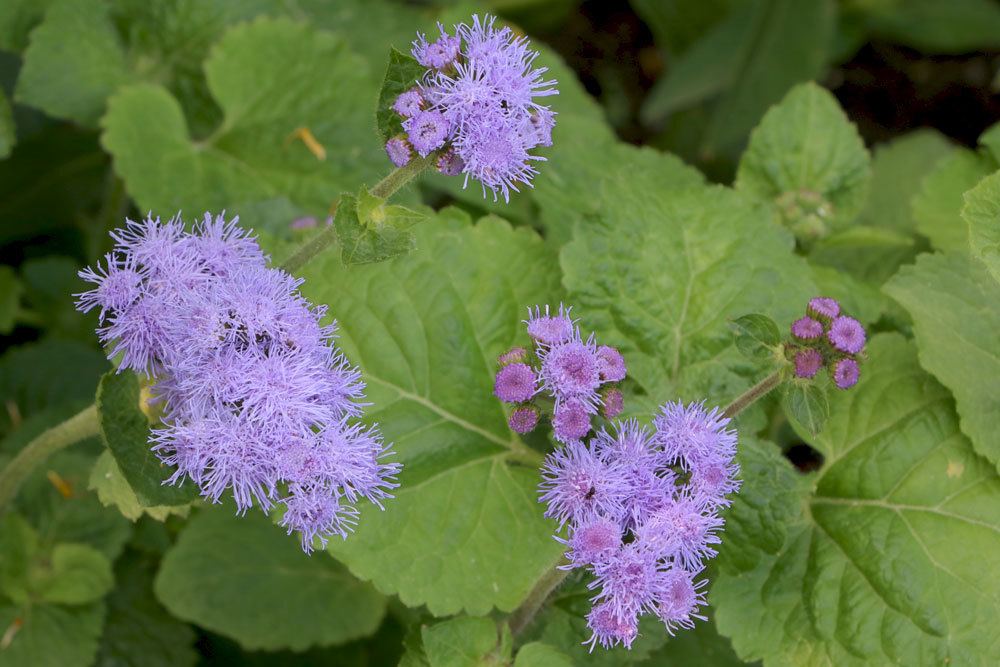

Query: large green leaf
left=859, top=0, right=1000, bottom=54
left=296, top=210, right=565, bottom=616
left=101, top=17, right=384, bottom=218
left=642, top=0, right=835, bottom=155
left=561, top=176, right=815, bottom=417
left=513, top=641, right=573, bottom=667
left=713, top=335, right=1000, bottom=665
left=884, top=252, right=1000, bottom=470
left=95, top=552, right=198, bottom=667
left=858, top=130, right=955, bottom=234
left=0, top=601, right=105, bottom=667
left=0, top=0, right=51, bottom=52
left=630, top=0, right=734, bottom=56
left=913, top=147, right=996, bottom=253
left=962, top=170, right=1000, bottom=283
left=154, top=506, right=386, bottom=651
left=808, top=225, right=919, bottom=286
left=736, top=82, right=871, bottom=233
left=96, top=371, right=197, bottom=507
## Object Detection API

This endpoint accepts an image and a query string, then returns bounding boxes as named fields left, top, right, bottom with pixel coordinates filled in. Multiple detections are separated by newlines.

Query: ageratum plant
left=1, top=3, right=998, bottom=666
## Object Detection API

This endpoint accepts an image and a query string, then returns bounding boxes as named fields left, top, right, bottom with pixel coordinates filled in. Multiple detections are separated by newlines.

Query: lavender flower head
left=494, top=304, right=627, bottom=443
left=76, top=213, right=400, bottom=552
left=538, top=409, right=740, bottom=651
left=390, top=14, right=558, bottom=202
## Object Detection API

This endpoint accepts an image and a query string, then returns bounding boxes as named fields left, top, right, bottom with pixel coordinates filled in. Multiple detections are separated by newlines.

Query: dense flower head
left=385, top=136, right=412, bottom=167
left=495, top=304, right=626, bottom=443
left=784, top=297, right=867, bottom=391
left=538, top=411, right=739, bottom=651
left=392, top=14, right=557, bottom=202
left=77, top=213, right=400, bottom=552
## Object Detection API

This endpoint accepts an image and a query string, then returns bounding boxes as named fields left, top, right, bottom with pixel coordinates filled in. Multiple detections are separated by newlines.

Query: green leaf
left=730, top=313, right=781, bottom=360
left=0, top=266, right=22, bottom=334
left=884, top=252, right=1000, bottom=470
left=809, top=225, right=918, bottom=285
left=155, top=506, right=386, bottom=651
left=15, top=0, right=131, bottom=126
left=858, top=130, right=955, bottom=234
left=422, top=616, right=507, bottom=667
left=642, top=0, right=835, bottom=154
left=630, top=0, right=734, bottom=57
left=713, top=335, right=1000, bottom=664
left=0, top=340, right=108, bottom=433
left=303, top=210, right=564, bottom=617
left=561, top=177, right=815, bottom=416
left=913, top=147, right=996, bottom=253
left=644, top=614, right=744, bottom=666
left=808, top=264, right=888, bottom=327
left=95, top=552, right=198, bottom=667
left=0, top=0, right=51, bottom=52
left=737, top=82, right=871, bottom=233
left=334, top=189, right=428, bottom=265
left=860, top=0, right=1000, bottom=54
left=376, top=48, right=425, bottom=142
left=101, top=17, right=384, bottom=217
left=0, top=514, right=36, bottom=602
left=88, top=450, right=191, bottom=523
left=32, top=543, right=112, bottom=605
left=513, top=641, right=573, bottom=667
left=96, top=371, right=198, bottom=507
left=0, top=89, right=13, bottom=159
left=0, top=601, right=105, bottom=667
left=962, top=169, right=1000, bottom=283
left=781, top=381, right=829, bottom=436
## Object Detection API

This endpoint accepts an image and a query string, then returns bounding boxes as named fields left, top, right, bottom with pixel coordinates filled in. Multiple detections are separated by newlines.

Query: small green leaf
left=0, top=266, right=22, bottom=334
left=730, top=313, right=781, bottom=360
left=88, top=450, right=191, bottom=522
left=155, top=507, right=386, bottom=651
left=913, top=147, right=996, bottom=252
left=0, top=513, right=37, bottom=603
left=885, top=252, right=1000, bottom=469
left=422, top=616, right=506, bottom=667
left=96, top=371, right=198, bottom=507
left=962, top=169, right=1000, bottom=283
left=335, top=189, right=428, bottom=265
left=376, top=48, right=425, bottom=143
left=513, top=642, right=573, bottom=667
left=737, top=82, right=871, bottom=234
left=781, top=381, right=829, bottom=436
left=34, top=543, right=112, bottom=605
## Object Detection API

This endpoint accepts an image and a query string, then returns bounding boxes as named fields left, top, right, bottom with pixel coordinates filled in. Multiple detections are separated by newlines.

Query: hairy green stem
left=280, top=154, right=436, bottom=274
left=722, top=370, right=784, bottom=419
left=0, top=405, right=100, bottom=514
left=508, top=559, right=571, bottom=637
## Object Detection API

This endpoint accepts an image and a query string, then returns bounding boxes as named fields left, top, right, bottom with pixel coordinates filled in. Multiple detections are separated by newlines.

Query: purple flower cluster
left=540, top=403, right=740, bottom=650
left=384, top=14, right=557, bottom=202
left=76, top=214, right=400, bottom=551
left=789, top=297, right=866, bottom=389
left=494, top=305, right=626, bottom=443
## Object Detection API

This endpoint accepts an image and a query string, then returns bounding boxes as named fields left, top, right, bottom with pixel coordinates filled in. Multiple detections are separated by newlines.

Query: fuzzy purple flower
left=561, top=516, right=622, bottom=568
left=525, top=304, right=575, bottom=346
left=508, top=406, right=539, bottom=434
left=385, top=137, right=412, bottom=167
left=653, top=401, right=737, bottom=468
left=392, top=89, right=423, bottom=117
left=539, top=335, right=602, bottom=404
left=585, top=602, right=638, bottom=651
left=807, top=296, right=840, bottom=320
left=597, top=345, right=627, bottom=382
left=832, top=357, right=860, bottom=389
left=497, top=346, right=527, bottom=366
left=600, top=388, right=624, bottom=419
left=552, top=398, right=595, bottom=444
left=493, top=362, right=537, bottom=403
left=791, top=316, right=823, bottom=341
left=77, top=213, right=400, bottom=552
left=539, top=440, right=626, bottom=526
left=827, top=316, right=866, bottom=355
left=656, top=569, right=706, bottom=635
left=794, top=348, right=823, bottom=379
left=393, top=14, right=557, bottom=202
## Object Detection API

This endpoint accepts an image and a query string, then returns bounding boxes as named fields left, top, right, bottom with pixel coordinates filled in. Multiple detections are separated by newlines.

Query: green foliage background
left=1, top=1, right=999, bottom=665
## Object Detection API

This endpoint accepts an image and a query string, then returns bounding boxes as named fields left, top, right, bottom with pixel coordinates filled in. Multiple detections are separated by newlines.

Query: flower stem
left=0, top=404, right=100, bottom=514
left=722, top=370, right=784, bottom=419
left=508, top=559, right=571, bottom=637
left=280, top=154, right=436, bottom=274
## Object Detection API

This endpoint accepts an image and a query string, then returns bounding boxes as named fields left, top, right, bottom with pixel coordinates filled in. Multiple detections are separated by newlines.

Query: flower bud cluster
left=789, top=297, right=866, bottom=389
